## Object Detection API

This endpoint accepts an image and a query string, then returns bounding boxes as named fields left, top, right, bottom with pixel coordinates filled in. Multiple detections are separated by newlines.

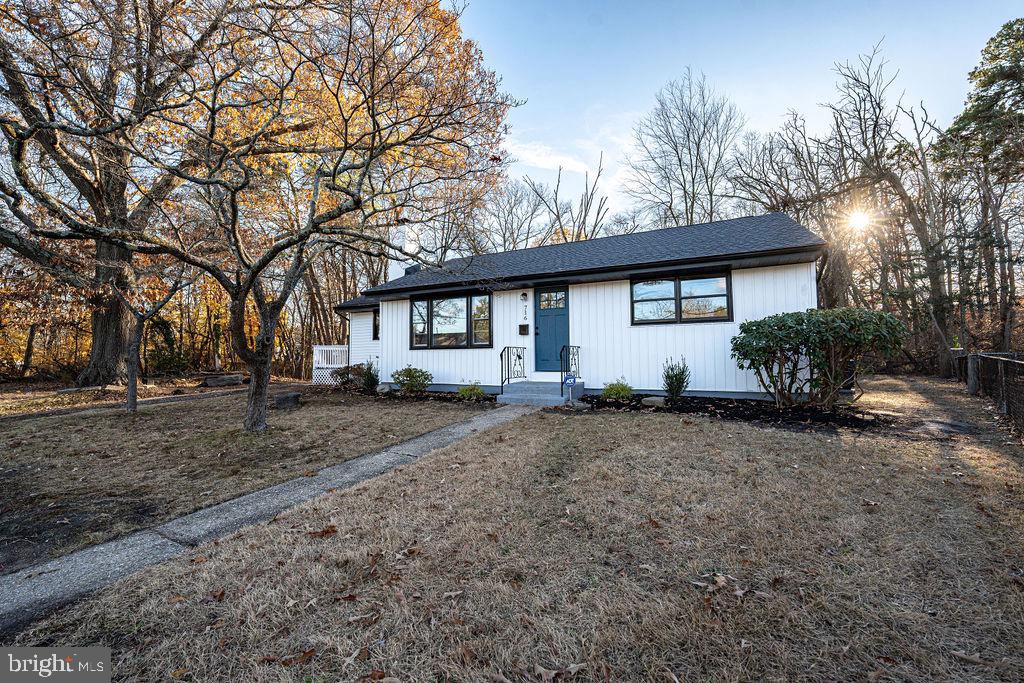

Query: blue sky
left=460, top=1, right=1021, bottom=211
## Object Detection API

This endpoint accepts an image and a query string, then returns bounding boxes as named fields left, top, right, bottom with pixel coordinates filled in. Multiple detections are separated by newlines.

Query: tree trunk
left=237, top=310, right=278, bottom=433
left=212, top=322, right=222, bottom=371
left=244, top=349, right=273, bottom=433
left=19, top=323, right=37, bottom=378
left=126, top=318, right=144, bottom=413
left=78, top=241, right=133, bottom=386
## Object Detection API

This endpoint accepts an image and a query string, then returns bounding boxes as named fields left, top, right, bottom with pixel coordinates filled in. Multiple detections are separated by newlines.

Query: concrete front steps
left=497, top=380, right=584, bottom=407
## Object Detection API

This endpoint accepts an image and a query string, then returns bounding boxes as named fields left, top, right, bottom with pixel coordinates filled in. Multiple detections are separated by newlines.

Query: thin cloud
left=504, top=138, right=590, bottom=175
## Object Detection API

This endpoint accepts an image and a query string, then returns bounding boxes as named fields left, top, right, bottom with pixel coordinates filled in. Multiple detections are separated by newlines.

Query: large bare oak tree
left=0, top=0, right=512, bottom=430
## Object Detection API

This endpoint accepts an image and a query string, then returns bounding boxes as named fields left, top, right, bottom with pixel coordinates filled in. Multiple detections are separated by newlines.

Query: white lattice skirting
left=311, top=368, right=339, bottom=385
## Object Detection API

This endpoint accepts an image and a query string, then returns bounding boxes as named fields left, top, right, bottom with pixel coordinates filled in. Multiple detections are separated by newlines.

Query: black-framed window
left=470, top=294, right=491, bottom=345
left=631, top=273, right=731, bottom=324
left=410, top=293, right=492, bottom=349
left=372, top=309, right=380, bottom=341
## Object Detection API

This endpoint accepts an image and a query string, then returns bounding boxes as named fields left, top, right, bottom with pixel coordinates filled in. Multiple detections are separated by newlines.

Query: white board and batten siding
left=570, top=262, right=817, bottom=393
left=347, top=311, right=381, bottom=368
left=377, top=262, right=818, bottom=395
left=379, top=288, right=532, bottom=387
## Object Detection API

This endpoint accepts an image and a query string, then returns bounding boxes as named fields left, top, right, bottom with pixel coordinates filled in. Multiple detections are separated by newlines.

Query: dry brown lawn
left=15, top=376, right=1024, bottom=681
left=0, top=388, right=489, bottom=574
left=0, top=378, right=219, bottom=418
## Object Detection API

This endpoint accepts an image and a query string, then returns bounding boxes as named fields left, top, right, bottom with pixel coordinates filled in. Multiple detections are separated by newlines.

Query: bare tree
left=469, top=179, right=546, bottom=253
left=732, top=115, right=870, bottom=308
left=527, top=154, right=610, bottom=243
left=112, top=263, right=195, bottom=412
left=0, top=0, right=264, bottom=386
left=625, top=69, right=745, bottom=226
left=0, top=0, right=513, bottom=431
left=825, top=50, right=958, bottom=374
left=604, top=207, right=649, bottom=236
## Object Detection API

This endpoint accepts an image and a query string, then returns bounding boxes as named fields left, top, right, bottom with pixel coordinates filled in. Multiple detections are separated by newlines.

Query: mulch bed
left=322, top=384, right=496, bottom=406
left=572, top=394, right=895, bottom=433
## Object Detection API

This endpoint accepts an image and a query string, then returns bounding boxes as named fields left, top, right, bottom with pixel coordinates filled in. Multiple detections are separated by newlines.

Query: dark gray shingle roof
left=334, top=293, right=381, bottom=311
left=364, top=213, right=825, bottom=296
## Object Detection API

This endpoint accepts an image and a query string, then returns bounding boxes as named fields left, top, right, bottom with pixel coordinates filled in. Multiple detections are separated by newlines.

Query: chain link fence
left=972, top=353, right=1024, bottom=432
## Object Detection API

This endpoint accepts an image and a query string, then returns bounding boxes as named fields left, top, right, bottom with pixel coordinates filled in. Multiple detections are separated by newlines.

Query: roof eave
left=333, top=303, right=380, bottom=314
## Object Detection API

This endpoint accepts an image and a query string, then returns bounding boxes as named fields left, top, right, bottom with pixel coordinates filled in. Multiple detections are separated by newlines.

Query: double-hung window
left=631, top=273, right=731, bottom=324
left=410, top=293, right=492, bottom=349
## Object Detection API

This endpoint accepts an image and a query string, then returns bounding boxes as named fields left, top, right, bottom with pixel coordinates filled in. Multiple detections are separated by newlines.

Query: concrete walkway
left=0, top=404, right=535, bottom=636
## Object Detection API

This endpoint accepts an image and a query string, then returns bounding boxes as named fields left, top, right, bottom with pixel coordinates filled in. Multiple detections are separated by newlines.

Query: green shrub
left=330, top=366, right=352, bottom=385
left=330, top=365, right=360, bottom=386
left=391, top=365, right=433, bottom=394
left=601, top=378, right=633, bottom=400
left=457, top=382, right=487, bottom=401
left=662, top=357, right=691, bottom=400
left=731, top=307, right=906, bottom=410
left=358, top=361, right=379, bottom=394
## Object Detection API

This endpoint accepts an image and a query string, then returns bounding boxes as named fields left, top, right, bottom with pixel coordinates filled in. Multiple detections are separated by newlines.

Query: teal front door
left=534, top=286, right=569, bottom=371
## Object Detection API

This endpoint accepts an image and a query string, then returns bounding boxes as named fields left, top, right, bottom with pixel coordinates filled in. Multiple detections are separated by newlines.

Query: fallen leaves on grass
left=281, top=649, right=316, bottom=667
left=534, top=662, right=586, bottom=680
left=689, top=572, right=734, bottom=593
left=308, top=524, right=338, bottom=538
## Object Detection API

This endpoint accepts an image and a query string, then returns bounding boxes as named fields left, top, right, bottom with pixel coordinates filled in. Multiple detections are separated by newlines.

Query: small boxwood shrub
left=330, top=365, right=356, bottom=385
left=662, top=357, right=691, bottom=400
left=358, top=361, right=379, bottom=394
left=602, top=378, right=633, bottom=400
left=457, top=382, right=487, bottom=401
left=330, top=363, right=377, bottom=392
left=391, top=365, right=432, bottom=394
left=731, top=307, right=905, bottom=410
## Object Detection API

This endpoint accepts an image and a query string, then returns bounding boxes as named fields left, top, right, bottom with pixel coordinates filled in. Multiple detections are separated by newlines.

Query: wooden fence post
left=967, top=354, right=979, bottom=395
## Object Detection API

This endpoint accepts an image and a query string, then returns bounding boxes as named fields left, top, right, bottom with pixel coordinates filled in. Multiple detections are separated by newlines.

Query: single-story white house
left=315, top=213, right=826, bottom=405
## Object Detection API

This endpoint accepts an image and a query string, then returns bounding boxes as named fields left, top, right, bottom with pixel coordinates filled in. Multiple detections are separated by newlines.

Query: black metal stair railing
left=500, top=346, right=527, bottom=394
left=559, top=345, right=580, bottom=397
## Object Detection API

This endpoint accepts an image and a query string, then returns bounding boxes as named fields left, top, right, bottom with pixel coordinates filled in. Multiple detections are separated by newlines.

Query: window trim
left=409, top=292, right=493, bottom=350
left=630, top=272, right=733, bottom=325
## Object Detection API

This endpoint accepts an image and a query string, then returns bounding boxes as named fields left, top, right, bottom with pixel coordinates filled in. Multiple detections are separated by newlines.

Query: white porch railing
left=312, top=345, right=350, bottom=384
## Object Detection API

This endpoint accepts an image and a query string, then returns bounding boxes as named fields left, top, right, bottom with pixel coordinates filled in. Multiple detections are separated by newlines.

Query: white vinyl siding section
left=348, top=311, right=380, bottom=368
left=569, top=262, right=817, bottom=392
left=375, top=262, right=817, bottom=393
left=380, top=289, right=533, bottom=386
